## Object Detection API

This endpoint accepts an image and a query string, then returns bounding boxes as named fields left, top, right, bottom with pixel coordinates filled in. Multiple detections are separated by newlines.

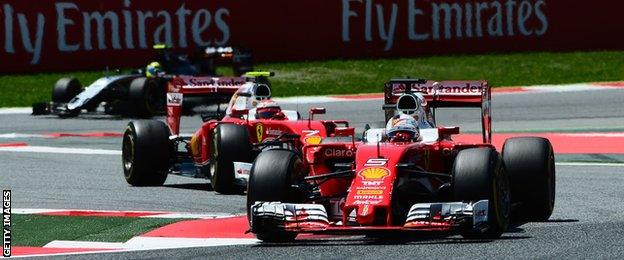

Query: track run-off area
left=1, top=82, right=624, bottom=258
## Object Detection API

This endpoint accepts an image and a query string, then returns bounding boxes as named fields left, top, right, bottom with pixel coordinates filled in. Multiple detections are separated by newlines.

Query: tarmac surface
left=2, top=88, right=624, bottom=258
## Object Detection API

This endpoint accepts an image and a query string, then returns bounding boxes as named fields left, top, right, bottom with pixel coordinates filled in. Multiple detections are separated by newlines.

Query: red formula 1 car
left=121, top=73, right=351, bottom=194
left=247, top=78, right=556, bottom=241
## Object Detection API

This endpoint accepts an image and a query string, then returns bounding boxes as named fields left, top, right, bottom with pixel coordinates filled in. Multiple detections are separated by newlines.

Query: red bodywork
left=165, top=76, right=349, bottom=167
left=292, top=80, right=495, bottom=233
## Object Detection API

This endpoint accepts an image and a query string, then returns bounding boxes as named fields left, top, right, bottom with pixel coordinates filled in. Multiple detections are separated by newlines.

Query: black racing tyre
left=453, top=148, right=510, bottom=239
left=52, top=78, right=82, bottom=103
left=128, top=77, right=165, bottom=118
left=122, top=120, right=172, bottom=186
left=503, top=137, right=555, bottom=222
left=247, top=149, right=306, bottom=242
left=210, top=124, right=252, bottom=194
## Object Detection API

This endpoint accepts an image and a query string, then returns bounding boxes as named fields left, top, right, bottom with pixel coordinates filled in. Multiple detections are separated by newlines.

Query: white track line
left=42, top=237, right=258, bottom=252
left=274, top=96, right=345, bottom=104
left=44, top=241, right=125, bottom=249
left=0, top=107, right=31, bottom=114
left=556, top=162, right=624, bottom=167
left=0, top=133, right=49, bottom=138
left=12, top=208, right=235, bottom=219
left=123, top=237, right=259, bottom=249
left=0, top=146, right=121, bottom=155
left=18, top=237, right=259, bottom=258
left=521, top=83, right=618, bottom=93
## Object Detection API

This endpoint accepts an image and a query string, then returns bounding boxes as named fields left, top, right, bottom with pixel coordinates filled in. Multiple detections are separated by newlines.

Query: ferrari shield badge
left=256, top=123, right=264, bottom=141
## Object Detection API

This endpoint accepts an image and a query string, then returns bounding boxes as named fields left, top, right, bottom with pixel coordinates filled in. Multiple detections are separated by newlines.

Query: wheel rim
left=122, top=133, right=135, bottom=177
left=210, top=132, right=219, bottom=183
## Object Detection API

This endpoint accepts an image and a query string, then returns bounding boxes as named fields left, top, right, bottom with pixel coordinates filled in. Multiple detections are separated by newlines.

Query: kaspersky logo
left=358, top=167, right=390, bottom=180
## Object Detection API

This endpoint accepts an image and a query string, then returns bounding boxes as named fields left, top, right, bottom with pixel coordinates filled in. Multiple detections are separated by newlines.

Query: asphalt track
left=2, top=88, right=624, bottom=258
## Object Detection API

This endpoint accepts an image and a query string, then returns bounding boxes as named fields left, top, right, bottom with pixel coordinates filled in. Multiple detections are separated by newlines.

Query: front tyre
left=503, top=137, right=556, bottom=222
left=128, top=77, right=165, bottom=118
left=52, top=77, right=82, bottom=103
left=210, top=124, right=252, bottom=194
left=453, top=148, right=510, bottom=239
left=122, top=120, right=172, bottom=186
left=247, top=149, right=306, bottom=242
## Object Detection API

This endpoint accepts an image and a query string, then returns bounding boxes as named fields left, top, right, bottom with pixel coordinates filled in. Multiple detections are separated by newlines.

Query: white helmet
left=394, top=93, right=432, bottom=128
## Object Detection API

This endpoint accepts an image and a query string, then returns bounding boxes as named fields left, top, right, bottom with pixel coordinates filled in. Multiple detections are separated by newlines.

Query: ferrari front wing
left=249, top=200, right=489, bottom=234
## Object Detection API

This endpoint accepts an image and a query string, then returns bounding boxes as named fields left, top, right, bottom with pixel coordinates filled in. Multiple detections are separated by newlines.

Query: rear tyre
left=128, top=77, right=165, bottom=118
left=122, top=120, right=172, bottom=186
left=503, top=137, right=555, bottom=222
left=247, top=149, right=306, bottom=242
left=453, top=148, right=510, bottom=239
left=210, top=124, right=252, bottom=194
left=52, top=78, right=82, bottom=103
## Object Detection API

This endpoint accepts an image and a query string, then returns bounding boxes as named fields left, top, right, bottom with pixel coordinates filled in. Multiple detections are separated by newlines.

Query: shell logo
left=305, top=136, right=322, bottom=145
left=358, top=167, right=390, bottom=180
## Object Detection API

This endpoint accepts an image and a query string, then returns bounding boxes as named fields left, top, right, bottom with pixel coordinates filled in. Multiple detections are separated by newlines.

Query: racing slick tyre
left=502, top=137, right=555, bottom=222
left=453, top=148, right=510, bottom=239
left=210, top=124, right=252, bottom=194
left=52, top=77, right=82, bottom=103
left=128, top=77, right=165, bottom=118
left=122, top=120, right=172, bottom=186
left=247, top=149, right=307, bottom=243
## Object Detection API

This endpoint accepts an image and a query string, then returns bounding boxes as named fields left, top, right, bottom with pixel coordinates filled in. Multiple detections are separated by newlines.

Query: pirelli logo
left=3, top=190, right=10, bottom=257
left=356, top=190, right=383, bottom=195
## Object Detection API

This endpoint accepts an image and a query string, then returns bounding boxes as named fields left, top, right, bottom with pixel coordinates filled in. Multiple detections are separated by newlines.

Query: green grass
left=12, top=214, right=180, bottom=246
left=2, top=50, right=624, bottom=107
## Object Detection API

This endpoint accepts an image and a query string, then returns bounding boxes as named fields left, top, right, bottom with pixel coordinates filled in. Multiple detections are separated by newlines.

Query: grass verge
left=1, top=50, right=623, bottom=107
left=12, top=214, right=180, bottom=247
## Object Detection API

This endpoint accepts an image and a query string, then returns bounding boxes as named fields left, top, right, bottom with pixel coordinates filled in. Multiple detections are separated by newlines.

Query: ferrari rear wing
left=165, top=72, right=273, bottom=135
left=382, top=78, right=492, bottom=143
left=168, top=75, right=247, bottom=95
left=165, top=75, right=247, bottom=135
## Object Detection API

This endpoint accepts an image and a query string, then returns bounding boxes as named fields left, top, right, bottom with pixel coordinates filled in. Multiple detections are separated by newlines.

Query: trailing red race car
left=121, top=72, right=351, bottom=194
left=247, top=78, right=556, bottom=241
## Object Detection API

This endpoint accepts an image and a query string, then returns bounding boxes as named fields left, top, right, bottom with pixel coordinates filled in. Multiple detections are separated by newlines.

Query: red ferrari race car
left=247, top=78, right=556, bottom=241
left=121, top=73, right=351, bottom=194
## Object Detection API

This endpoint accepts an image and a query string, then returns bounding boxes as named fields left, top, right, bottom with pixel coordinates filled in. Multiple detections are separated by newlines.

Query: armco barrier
left=1, top=0, right=623, bottom=73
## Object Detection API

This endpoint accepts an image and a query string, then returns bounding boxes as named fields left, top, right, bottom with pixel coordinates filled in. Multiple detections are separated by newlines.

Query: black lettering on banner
left=3, top=190, right=10, bottom=257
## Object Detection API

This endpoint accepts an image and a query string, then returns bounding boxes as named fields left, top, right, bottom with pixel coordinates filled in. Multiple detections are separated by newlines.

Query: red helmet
left=255, top=100, right=282, bottom=119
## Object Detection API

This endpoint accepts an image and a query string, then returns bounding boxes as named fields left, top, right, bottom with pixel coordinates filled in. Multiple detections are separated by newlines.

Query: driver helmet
left=255, top=100, right=282, bottom=119
left=146, top=61, right=162, bottom=77
left=386, top=114, right=420, bottom=142
left=395, top=93, right=433, bottom=128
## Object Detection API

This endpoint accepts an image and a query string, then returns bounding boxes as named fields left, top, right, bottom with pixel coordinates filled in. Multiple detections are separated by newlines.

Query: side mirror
left=334, top=127, right=356, bottom=146
left=362, top=123, right=371, bottom=140
left=308, top=107, right=326, bottom=122
left=438, top=126, right=460, bottom=136
left=310, top=107, right=327, bottom=120
left=230, top=108, right=249, bottom=118
left=310, top=107, right=326, bottom=115
left=334, top=127, right=355, bottom=137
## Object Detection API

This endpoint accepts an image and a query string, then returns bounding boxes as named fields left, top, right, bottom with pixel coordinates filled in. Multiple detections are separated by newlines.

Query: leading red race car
left=121, top=73, right=351, bottom=194
left=247, top=78, right=556, bottom=241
